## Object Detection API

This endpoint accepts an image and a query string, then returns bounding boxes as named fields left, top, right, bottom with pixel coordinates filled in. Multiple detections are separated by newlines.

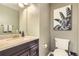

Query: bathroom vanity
left=0, top=36, right=39, bottom=56
left=0, top=4, right=39, bottom=56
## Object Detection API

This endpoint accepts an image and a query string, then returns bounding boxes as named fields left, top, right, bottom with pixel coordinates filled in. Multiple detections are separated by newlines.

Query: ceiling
left=0, top=3, right=19, bottom=11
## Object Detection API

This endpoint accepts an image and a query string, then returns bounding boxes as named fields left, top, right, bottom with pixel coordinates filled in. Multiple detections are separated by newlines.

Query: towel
left=3, top=25, right=8, bottom=32
left=8, top=25, right=12, bottom=32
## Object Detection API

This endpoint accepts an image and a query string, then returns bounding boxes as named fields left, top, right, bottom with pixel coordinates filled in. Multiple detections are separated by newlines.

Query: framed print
left=53, top=5, right=72, bottom=31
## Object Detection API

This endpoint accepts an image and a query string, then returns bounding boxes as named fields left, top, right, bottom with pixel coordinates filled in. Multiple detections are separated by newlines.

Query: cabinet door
left=30, top=45, right=38, bottom=56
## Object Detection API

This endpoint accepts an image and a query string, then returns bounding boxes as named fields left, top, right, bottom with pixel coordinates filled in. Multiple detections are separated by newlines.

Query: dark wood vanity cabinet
left=0, top=39, right=39, bottom=56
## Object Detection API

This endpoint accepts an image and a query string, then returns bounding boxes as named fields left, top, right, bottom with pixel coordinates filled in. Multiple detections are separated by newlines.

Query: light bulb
left=23, top=3, right=29, bottom=5
left=18, top=3, right=24, bottom=8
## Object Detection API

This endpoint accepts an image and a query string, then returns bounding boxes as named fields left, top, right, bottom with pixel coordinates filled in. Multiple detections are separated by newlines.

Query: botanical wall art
left=53, top=5, right=72, bottom=31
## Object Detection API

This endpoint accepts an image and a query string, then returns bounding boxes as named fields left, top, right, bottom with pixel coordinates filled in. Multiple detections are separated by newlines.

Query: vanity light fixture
left=18, top=3, right=24, bottom=8
left=23, top=3, right=29, bottom=5
left=18, top=3, right=29, bottom=8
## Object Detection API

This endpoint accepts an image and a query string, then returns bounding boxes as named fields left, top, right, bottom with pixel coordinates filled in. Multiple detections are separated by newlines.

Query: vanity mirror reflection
left=0, top=3, right=40, bottom=39
left=0, top=3, right=20, bottom=39
left=0, top=3, right=19, bottom=35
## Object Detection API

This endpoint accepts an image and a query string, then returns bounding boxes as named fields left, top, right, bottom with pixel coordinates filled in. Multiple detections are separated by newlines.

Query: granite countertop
left=0, top=36, right=39, bottom=51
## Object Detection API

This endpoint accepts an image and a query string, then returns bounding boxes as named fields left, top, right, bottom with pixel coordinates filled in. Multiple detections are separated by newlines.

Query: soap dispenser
left=21, top=31, right=25, bottom=37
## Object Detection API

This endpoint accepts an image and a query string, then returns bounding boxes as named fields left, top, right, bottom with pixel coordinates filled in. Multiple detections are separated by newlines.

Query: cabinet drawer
left=13, top=49, right=29, bottom=56
left=18, top=50, right=29, bottom=56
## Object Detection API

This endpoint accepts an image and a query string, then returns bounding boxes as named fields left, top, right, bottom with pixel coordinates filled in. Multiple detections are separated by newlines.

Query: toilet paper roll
left=44, top=44, right=48, bottom=48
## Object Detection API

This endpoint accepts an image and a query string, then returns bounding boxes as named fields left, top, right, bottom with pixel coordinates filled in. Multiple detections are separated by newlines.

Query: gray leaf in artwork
left=59, top=12, right=66, bottom=20
left=66, top=7, right=71, bottom=16
left=54, top=19, right=62, bottom=24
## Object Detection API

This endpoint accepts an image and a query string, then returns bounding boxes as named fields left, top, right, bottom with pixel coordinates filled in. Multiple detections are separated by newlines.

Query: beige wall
left=50, top=3, right=78, bottom=54
left=77, top=4, right=79, bottom=55
left=27, top=4, right=40, bottom=37
left=0, top=4, right=19, bottom=34
left=39, top=4, right=50, bottom=56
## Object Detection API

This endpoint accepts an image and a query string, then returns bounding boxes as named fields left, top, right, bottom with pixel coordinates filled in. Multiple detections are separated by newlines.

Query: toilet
left=48, top=38, right=70, bottom=56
